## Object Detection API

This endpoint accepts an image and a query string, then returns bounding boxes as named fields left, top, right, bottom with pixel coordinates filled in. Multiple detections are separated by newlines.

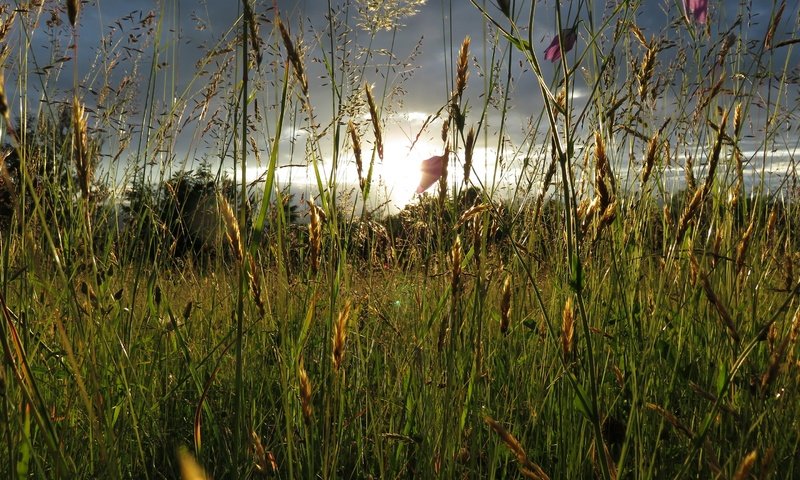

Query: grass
left=1, top=0, right=800, bottom=478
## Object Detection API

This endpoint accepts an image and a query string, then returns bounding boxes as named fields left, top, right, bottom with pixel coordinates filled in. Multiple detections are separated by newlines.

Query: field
left=1, top=1, right=800, bottom=478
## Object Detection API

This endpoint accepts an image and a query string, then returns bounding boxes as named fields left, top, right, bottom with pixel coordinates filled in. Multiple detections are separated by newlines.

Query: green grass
left=1, top=0, right=800, bottom=478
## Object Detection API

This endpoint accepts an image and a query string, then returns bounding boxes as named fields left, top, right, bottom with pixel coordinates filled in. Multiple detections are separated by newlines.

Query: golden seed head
left=642, top=131, right=659, bottom=185
left=630, top=24, right=647, bottom=47
left=72, top=96, right=92, bottom=199
left=483, top=416, right=528, bottom=465
left=764, top=2, right=785, bottom=50
left=307, top=201, right=323, bottom=275
left=450, top=235, right=462, bottom=293
left=732, top=450, right=758, bottom=480
left=733, top=102, right=743, bottom=138
left=298, top=359, right=313, bottom=421
left=561, top=297, right=575, bottom=357
left=464, top=126, right=475, bottom=183
left=218, top=193, right=243, bottom=262
left=454, top=36, right=471, bottom=101
left=277, top=18, right=308, bottom=96
left=348, top=120, right=364, bottom=190
left=365, top=83, right=383, bottom=160
left=332, top=300, right=352, bottom=371
left=500, top=275, right=512, bottom=335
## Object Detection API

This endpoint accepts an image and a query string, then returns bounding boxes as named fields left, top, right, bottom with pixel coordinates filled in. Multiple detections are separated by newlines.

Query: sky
left=5, top=0, right=800, bottom=213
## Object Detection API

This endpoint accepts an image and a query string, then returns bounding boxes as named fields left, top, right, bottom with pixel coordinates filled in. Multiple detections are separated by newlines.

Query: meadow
left=1, top=0, right=800, bottom=478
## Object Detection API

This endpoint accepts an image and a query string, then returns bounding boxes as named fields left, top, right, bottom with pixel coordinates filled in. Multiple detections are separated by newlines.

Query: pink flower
left=685, top=0, right=708, bottom=24
left=416, top=153, right=447, bottom=194
left=544, top=26, right=578, bottom=63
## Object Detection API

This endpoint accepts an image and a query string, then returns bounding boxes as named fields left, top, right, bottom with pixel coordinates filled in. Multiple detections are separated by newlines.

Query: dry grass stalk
left=464, top=126, right=475, bottom=183
left=594, top=131, right=612, bottom=206
left=688, top=251, right=699, bottom=286
left=307, top=201, right=322, bottom=275
left=250, top=430, right=278, bottom=475
left=684, top=155, right=697, bottom=191
left=451, top=235, right=462, bottom=294
left=688, top=381, right=740, bottom=417
left=766, top=207, right=778, bottom=239
left=177, top=446, right=209, bottom=480
left=760, top=310, right=800, bottom=394
left=711, top=227, right=723, bottom=268
left=298, top=359, right=313, bottom=422
left=218, top=193, right=243, bottom=262
left=641, top=131, right=659, bottom=185
left=348, top=120, right=364, bottom=191
left=637, top=43, right=656, bottom=101
left=764, top=1, right=786, bottom=50
left=438, top=145, right=450, bottom=206
left=0, top=11, right=16, bottom=65
left=500, top=275, right=511, bottom=335
left=785, top=241, right=794, bottom=291
left=717, top=33, right=736, bottom=67
left=696, top=74, right=726, bottom=114
left=733, top=102, right=744, bottom=138
left=734, top=218, right=754, bottom=274
left=759, top=448, right=775, bottom=480
left=561, top=297, right=575, bottom=358
left=332, top=300, right=352, bottom=371
left=247, top=254, right=266, bottom=319
left=277, top=18, right=308, bottom=96
left=67, top=0, right=80, bottom=28
left=72, top=96, right=92, bottom=199
left=365, top=83, right=383, bottom=160
left=484, top=416, right=550, bottom=480
left=700, top=273, right=741, bottom=343
left=646, top=402, right=694, bottom=438
left=456, top=202, right=490, bottom=228
left=732, top=450, right=758, bottom=480
left=676, top=186, right=706, bottom=245
left=630, top=24, right=647, bottom=47
left=703, top=107, right=729, bottom=193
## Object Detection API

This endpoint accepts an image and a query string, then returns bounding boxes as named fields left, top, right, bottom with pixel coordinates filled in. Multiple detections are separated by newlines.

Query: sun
left=373, top=138, right=442, bottom=210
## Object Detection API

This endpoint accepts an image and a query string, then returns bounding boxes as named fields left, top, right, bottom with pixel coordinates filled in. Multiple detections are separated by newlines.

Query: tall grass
left=0, top=0, right=799, bottom=478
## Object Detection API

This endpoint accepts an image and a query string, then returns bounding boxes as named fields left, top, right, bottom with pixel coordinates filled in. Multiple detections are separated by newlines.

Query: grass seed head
left=277, top=18, right=308, bottom=96
left=365, top=83, right=383, bottom=160
left=454, top=36, right=471, bottom=102
left=451, top=235, right=462, bottom=293
left=332, top=300, right=352, bottom=371
left=764, top=1, right=786, bottom=50
left=218, top=193, right=243, bottom=262
left=642, top=131, right=659, bottom=185
left=561, top=297, right=575, bottom=358
left=247, top=254, right=266, bottom=318
left=733, top=101, right=744, bottom=138
left=500, top=275, right=512, bottom=334
left=307, top=201, right=323, bottom=275
left=72, top=96, right=92, bottom=199
left=67, top=0, right=80, bottom=28
left=349, top=120, right=365, bottom=191
left=464, top=126, right=475, bottom=183
left=298, top=359, right=313, bottom=421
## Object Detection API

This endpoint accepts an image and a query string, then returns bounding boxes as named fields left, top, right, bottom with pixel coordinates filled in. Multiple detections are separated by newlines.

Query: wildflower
left=684, top=0, right=708, bottom=24
left=544, top=26, right=578, bottom=63
left=416, top=151, right=448, bottom=194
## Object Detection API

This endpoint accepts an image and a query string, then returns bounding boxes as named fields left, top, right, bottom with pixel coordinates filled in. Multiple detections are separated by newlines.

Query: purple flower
left=416, top=153, right=447, bottom=194
left=544, top=26, right=578, bottom=63
left=685, top=0, right=708, bottom=24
